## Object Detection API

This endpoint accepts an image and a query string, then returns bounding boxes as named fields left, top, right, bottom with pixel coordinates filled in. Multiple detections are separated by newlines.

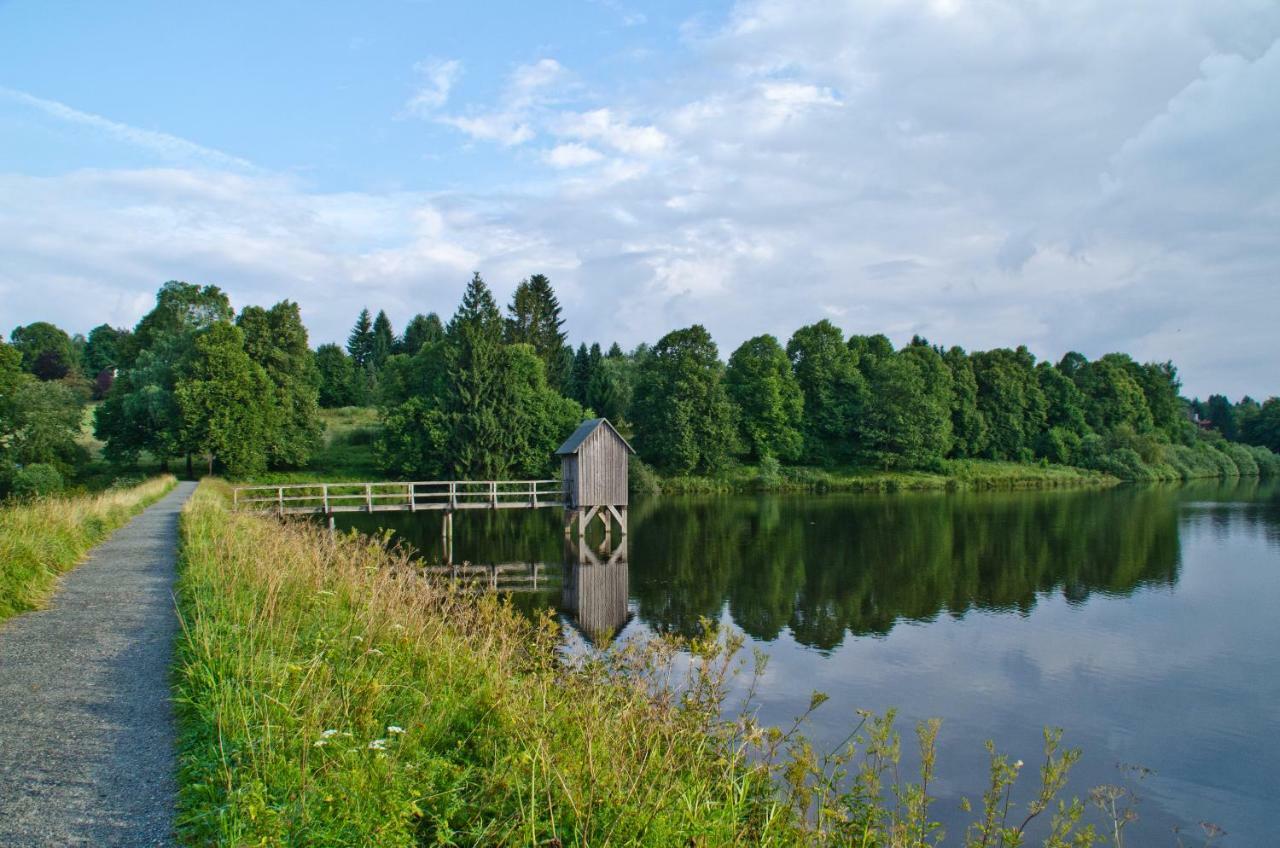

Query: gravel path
left=0, top=481, right=197, bottom=847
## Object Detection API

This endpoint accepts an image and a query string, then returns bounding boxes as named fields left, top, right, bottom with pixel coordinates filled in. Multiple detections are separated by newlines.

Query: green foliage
left=628, top=455, right=662, bottom=496
left=10, top=463, right=64, bottom=498
left=375, top=397, right=449, bottom=478
left=314, top=343, right=358, bottom=408
left=371, top=309, right=396, bottom=368
left=443, top=273, right=509, bottom=478
left=505, top=274, right=568, bottom=390
left=1074, top=354, right=1153, bottom=436
left=346, top=308, right=375, bottom=368
left=237, top=301, right=323, bottom=468
left=633, top=325, right=739, bottom=474
left=944, top=346, right=989, bottom=459
left=726, top=334, right=804, bottom=462
left=399, top=312, right=443, bottom=356
left=857, top=344, right=953, bottom=469
left=84, top=324, right=131, bottom=374
left=10, top=321, right=79, bottom=379
left=174, top=322, right=276, bottom=478
left=787, top=321, right=866, bottom=464
left=971, top=347, right=1047, bottom=460
left=127, top=281, right=232, bottom=366
left=586, top=355, right=635, bottom=423
left=1242, top=396, right=1280, bottom=452
left=4, top=380, right=86, bottom=474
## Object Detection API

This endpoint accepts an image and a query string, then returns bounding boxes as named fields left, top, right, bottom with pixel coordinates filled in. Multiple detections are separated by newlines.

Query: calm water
left=338, top=480, right=1280, bottom=844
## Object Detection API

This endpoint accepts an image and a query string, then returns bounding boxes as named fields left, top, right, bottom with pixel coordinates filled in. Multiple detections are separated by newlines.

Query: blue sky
left=2, top=0, right=1278, bottom=398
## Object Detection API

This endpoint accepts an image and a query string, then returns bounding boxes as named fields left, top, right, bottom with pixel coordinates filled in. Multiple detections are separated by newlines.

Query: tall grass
left=174, top=481, right=1107, bottom=847
left=0, top=474, right=177, bottom=622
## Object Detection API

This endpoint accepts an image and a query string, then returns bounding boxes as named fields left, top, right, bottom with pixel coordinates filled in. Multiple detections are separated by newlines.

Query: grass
left=173, top=480, right=1106, bottom=846
left=656, top=459, right=1118, bottom=495
left=0, top=475, right=177, bottom=623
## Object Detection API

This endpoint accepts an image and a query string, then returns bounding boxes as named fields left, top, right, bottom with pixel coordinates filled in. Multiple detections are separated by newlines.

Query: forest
left=3, top=274, right=1279, bottom=496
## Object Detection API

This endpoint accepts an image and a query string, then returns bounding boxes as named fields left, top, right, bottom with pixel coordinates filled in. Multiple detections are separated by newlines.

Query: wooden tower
left=556, top=418, right=635, bottom=541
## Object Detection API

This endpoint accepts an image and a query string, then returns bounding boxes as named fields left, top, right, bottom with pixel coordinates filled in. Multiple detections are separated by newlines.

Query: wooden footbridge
left=232, top=418, right=636, bottom=541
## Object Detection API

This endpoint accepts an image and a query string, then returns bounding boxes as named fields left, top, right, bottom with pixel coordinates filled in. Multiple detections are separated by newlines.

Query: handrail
left=231, top=479, right=566, bottom=514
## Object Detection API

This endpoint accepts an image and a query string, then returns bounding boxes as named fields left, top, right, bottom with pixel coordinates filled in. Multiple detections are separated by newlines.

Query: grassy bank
left=246, top=406, right=381, bottom=484
left=647, top=458, right=1118, bottom=496
left=0, top=475, right=176, bottom=623
left=174, top=481, right=1100, bottom=846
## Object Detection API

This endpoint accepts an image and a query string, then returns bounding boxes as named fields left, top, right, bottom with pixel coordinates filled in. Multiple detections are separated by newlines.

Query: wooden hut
left=556, top=418, right=634, bottom=538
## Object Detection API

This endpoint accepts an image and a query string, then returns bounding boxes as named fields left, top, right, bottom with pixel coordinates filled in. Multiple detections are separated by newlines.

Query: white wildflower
left=313, top=739, right=328, bottom=747
left=320, top=729, right=339, bottom=739
left=368, top=738, right=388, bottom=751
left=387, top=725, right=405, bottom=735
left=1014, top=760, right=1024, bottom=769
left=364, top=648, right=383, bottom=656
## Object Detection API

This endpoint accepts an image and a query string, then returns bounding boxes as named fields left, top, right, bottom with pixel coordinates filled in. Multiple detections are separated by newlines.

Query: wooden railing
left=232, top=480, right=564, bottom=515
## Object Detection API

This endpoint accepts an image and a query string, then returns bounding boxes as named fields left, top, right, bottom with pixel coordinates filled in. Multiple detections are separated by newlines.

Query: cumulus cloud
left=5, top=1, right=1280, bottom=399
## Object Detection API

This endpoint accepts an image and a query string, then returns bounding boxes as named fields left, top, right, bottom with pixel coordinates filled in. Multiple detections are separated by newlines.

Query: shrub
left=1223, top=443, right=1259, bottom=476
left=628, top=455, right=662, bottom=497
left=1247, top=445, right=1280, bottom=477
left=10, top=464, right=64, bottom=499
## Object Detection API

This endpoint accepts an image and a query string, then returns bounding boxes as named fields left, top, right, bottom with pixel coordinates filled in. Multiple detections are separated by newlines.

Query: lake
left=337, top=479, right=1280, bottom=844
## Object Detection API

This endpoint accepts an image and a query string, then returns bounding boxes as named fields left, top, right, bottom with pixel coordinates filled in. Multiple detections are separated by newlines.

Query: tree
left=0, top=342, right=85, bottom=479
left=346, top=308, right=375, bottom=369
left=1073, top=354, right=1153, bottom=436
left=371, top=310, right=396, bottom=368
left=84, top=324, right=132, bottom=374
left=943, top=346, right=988, bottom=458
left=786, top=321, right=866, bottom=464
left=314, top=343, right=358, bottom=408
left=725, top=335, right=803, bottom=462
left=856, top=344, right=953, bottom=469
left=632, top=325, right=738, bottom=474
left=506, top=274, right=569, bottom=390
left=443, top=273, right=509, bottom=477
left=971, top=347, right=1047, bottom=461
left=10, top=322, right=78, bottom=379
left=400, top=313, right=443, bottom=356
left=1035, top=362, right=1089, bottom=463
left=127, top=281, right=232, bottom=365
left=1204, top=394, right=1238, bottom=441
left=1242, top=397, right=1280, bottom=453
left=1134, top=361, right=1183, bottom=442
left=95, top=340, right=188, bottom=469
left=569, top=343, right=593, bottom=406
left=237, top=301, right=323, bottom=467
left=174, top=322, right=275, bottom=477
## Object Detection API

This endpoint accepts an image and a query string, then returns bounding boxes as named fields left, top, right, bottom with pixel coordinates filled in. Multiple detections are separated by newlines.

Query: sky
left=1, top=0, right=1277, bottom=399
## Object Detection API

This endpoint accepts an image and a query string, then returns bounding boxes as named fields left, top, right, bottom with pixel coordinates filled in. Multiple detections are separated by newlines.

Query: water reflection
left=628, top=485, right=1182, bottom=649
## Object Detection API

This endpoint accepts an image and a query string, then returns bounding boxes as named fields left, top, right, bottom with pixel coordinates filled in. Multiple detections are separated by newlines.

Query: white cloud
left=404, top=58, right=461, bottom=115
left=0, top=86, right=253, bottom=170
left=554, top=108, right=669, bottom=156
left=433, top=57, right=569, bottom=147
left=543, top=143, right=605, bottom=168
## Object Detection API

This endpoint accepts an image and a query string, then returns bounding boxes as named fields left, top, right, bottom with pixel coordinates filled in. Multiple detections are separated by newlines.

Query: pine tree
left=347, top=308, right=374, bottom=368
left=401, top=313, right=444, bottom=355
left=444, top=273, right=508, bottom=477
left=371, top=310, right=396, bottom=368
left=505, top=274, right=569, bottom=390
left=570, top=343, right=592, bottom=406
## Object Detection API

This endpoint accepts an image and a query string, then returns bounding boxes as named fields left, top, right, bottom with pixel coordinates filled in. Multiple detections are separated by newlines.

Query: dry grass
left=0, top=475, right=177, bottom=622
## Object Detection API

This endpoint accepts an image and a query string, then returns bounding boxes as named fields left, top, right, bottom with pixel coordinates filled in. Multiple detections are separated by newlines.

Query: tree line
left=4, top=273, right=1279, bottom=494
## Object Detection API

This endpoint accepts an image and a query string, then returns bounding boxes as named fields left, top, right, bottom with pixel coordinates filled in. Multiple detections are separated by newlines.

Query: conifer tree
left=371, top=310, right=396, bottom=368
left=506, top=274, right=569, bottom=390
left=346, top=308, right=374, bottom=368
left=444, top=273, right=508, bottom=477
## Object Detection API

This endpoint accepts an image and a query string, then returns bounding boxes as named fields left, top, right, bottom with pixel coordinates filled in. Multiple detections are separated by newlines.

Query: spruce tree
left=444, top=273, right=508, bottom=477
left=346, top=308, right=374, bottom=368
left=371, top=310, right=396, bottom=368
left=505, top=274, right=569, bottom=389
left=401, top=313, right=444, bottom=355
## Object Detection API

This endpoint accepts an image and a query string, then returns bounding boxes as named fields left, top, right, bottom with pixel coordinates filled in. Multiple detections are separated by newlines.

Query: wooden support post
left=365, top=483, right=373, bottom=512
left=277, top=487, right=284, bottom=516
left=409, top=482, right=416, bottom=512
left=328, top=514, right=336, bottom=539
left=490, top=480, right=497, bottom=509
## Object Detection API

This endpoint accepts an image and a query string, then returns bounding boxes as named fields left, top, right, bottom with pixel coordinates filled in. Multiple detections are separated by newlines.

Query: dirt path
left=0, top=481, right=197, bottom=847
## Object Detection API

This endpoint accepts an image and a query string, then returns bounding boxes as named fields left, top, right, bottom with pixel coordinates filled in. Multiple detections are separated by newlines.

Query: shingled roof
left=555, top=418, right=636, bottom=456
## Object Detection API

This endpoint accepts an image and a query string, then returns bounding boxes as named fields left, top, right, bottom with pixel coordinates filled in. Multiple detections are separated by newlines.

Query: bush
left=755, top=455, right=784, bottom=489
left=1223, top=443, right=1259, bottom=476
left=628, top=455, right=662, bottom=497
left=1247, top=444, right=1280, bottom=477
left=10, top=464, right=64, bottom=499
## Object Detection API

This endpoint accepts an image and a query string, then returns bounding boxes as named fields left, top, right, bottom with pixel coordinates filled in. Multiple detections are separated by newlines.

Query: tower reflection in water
left=418, top=531, right=631, bottom=646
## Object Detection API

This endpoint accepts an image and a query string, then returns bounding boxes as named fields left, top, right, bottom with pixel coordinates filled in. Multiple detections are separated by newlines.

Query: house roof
left=555, top=418, right=636, bottom=456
